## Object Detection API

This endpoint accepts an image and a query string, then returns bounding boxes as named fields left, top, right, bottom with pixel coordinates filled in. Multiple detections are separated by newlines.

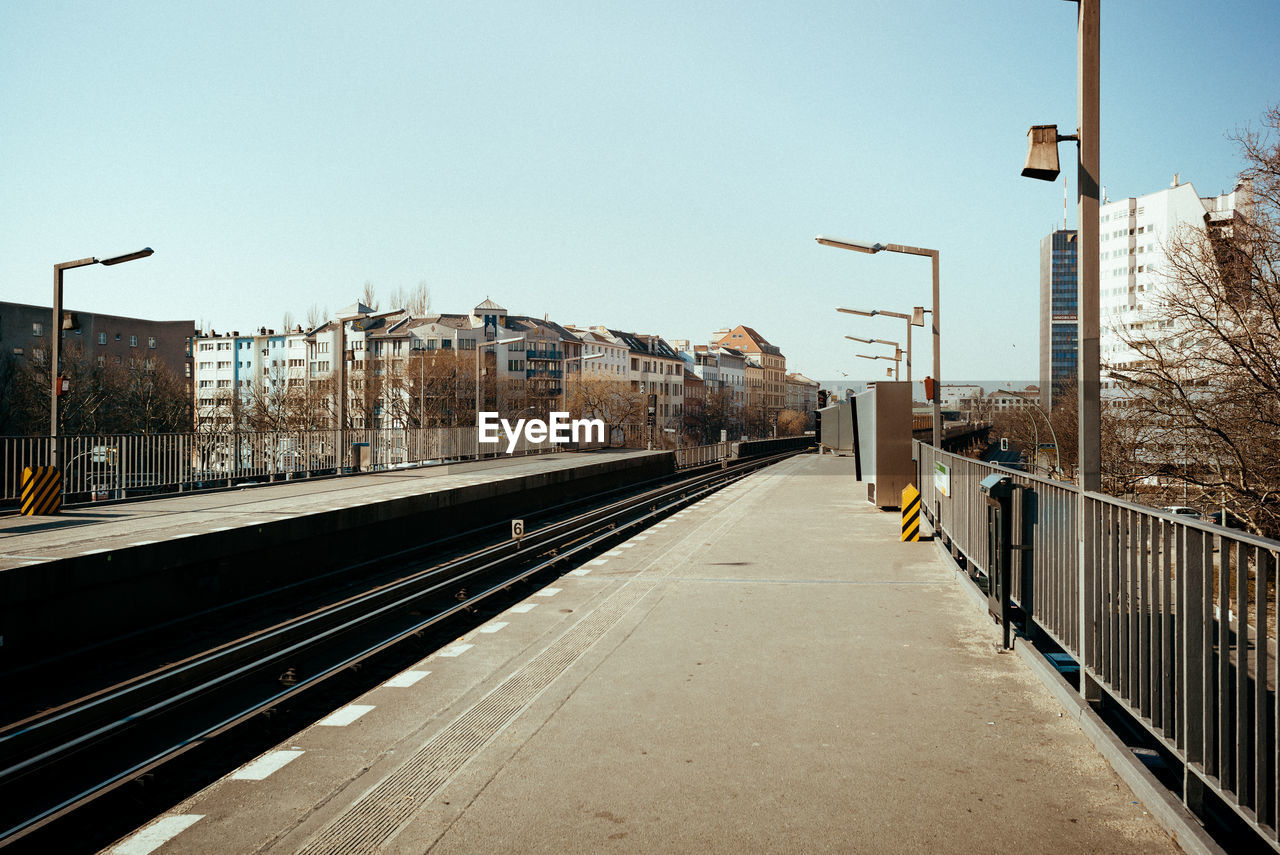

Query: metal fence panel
left=916, top=440, right=1280, bottom=842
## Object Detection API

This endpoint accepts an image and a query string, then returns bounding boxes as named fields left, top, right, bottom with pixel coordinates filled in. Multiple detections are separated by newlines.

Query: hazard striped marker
left=900, top=483, right=920, bottom=542
left=20, top=466, right=62, bottom=516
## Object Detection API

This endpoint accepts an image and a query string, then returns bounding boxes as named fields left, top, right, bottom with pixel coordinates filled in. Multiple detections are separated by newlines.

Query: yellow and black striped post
left=20, top=466, right=62, bottom=516
left=900, top=483, right=921, bottom=542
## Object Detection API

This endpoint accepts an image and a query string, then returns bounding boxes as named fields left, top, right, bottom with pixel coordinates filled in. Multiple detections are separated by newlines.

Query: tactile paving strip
left=296, top=579, right=657, bottom=855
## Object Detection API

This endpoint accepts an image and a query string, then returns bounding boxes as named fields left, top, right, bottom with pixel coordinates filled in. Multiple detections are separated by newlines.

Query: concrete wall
left=0, top=453, right=674, bottom=665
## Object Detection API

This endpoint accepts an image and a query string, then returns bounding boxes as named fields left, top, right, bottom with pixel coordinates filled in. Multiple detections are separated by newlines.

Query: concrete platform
left=106, top=455, right=1182, bottom=854
left=0, top=451, right=650, bottom=572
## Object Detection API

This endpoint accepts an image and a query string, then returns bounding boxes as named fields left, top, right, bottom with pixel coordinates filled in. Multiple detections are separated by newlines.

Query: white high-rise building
left=1098, top=177, right=1251, bottom=394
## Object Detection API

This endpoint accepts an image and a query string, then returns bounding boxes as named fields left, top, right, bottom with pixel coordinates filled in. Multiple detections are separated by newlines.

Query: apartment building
left=570, top=328, right=629, bottom=380
left=193, top=325, right=310, bottom=429
left=608, top=329, right=684, bottom=424
left=675, top=341, right=747, bottom=407
left=713, top=325, right=785, bottom=417
left=2, top=299, right=195, bottom=401
left=785, top=372, right=820, bottom=413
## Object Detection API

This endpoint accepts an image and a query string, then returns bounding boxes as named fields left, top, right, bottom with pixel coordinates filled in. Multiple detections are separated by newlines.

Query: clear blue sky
left=2, top=1, right=1276, bottom=383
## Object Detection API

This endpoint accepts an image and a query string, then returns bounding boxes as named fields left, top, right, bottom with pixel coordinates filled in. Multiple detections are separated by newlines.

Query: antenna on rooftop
left=1063, top=181, right=1068, bottom=230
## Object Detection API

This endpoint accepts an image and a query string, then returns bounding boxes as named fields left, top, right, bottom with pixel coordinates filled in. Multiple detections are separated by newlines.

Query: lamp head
left=815, top=236, right=884, bottom=254
left=1021, top=125, right=1061, bottom=181
left=99, top=247, right=154, bottom=266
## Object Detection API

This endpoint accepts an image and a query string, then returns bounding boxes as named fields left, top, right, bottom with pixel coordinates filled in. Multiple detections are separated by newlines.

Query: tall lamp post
left=1019, top=0, right=1099, bottom=701
left=562, top=353, right=605, bottom=413
left=51, top=248, right=154, bottom=471
left=817, top=236, right=941, bottom=448
left=837, top=306, right=926, bottom=383
left=475, top=336, right=525, bottom=458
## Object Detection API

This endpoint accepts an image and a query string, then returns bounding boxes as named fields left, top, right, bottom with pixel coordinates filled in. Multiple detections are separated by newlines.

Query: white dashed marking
left=479, top=622, right=509, bottom=634
left=131, top=540, right=157, bottom=546
left=439, top=643, right=474, bottom=657
left=535, top=588, right=561, bottom=597
left=110, top=814, right=204, bottom=855
left=317, top=704, right=375, bottom=727
left=383, top=670, right=431, bottom=688
left=508, top=603, right=537, bottom=613
left=230, top=749, right=304, bottom=780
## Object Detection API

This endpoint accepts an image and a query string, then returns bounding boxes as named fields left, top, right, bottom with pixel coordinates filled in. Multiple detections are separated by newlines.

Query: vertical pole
left=1078, top=0, right=1102, bottom=700
left=337, top=319, right=347, bottom=471
left=931, top=251, right=941, bottom=450
left=474, top=342, right=482, bottom=459
left=905, top=316, right=912, bottom=385
left=51, top=267, right=63, bottom=472
left=1078, top=0, right=1101, bottom=492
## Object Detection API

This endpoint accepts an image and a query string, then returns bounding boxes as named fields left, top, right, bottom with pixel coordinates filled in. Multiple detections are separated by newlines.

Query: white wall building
left=194, top=326, right=307, bottom=429
left=1099, top=177, right=1251, bottom=395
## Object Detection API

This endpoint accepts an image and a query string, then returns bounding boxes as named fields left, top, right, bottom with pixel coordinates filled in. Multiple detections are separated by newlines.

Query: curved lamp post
left=51, top=248, right=154, bottom=471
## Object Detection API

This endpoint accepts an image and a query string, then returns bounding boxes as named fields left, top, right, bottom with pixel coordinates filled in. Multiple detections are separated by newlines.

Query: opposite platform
left=0, top=451, right=652, bottom=572
left=110, top=453, right=1186, bottom=854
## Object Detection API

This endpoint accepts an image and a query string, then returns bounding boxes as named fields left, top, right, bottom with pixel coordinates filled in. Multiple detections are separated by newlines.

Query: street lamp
left=855, top=351, right=903, bottom=381
left=817, top=235, right=941, bottom=447
left=562, top=353, right=605, bottom=413
left=837, top=306, right=926, bottom=383
left=475, top=336, right=525, bottom=458
left=1019, top=0, right=1099, bottom=699
left=844, top=335, right=898, bottom=348
left=51, top=248, right=154, bottom=471
left=995, top=389, right=1063, bottom=477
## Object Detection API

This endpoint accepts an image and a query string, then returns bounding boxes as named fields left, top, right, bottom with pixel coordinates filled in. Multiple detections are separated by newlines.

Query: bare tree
left=305, top=304, right=326, bottom=331
left=571, top=376, right=642, bottom=447
left=777, top=409, right=807, bottom=437
left=361, top=281, right=379, bottom=312
left=407, top=281, right=432, bottom=316
left=1108, top=106, right=1280, bottom=533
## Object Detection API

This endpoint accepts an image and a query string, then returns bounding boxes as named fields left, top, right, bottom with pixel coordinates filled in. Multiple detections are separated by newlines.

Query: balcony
left=526, top=349, right=562, bottom=361
left=526, top=368, right=564, bottom=379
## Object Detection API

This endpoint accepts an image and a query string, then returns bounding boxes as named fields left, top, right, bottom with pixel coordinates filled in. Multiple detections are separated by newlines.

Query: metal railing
left=916, top=440, right=1280, bottom=844
left=0, top=425, right=631, bottom=507
left=674, top=442, right=732, bottom=469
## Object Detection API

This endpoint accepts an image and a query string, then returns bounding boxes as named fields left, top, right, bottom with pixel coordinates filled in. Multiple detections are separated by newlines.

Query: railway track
left=0, top=448, right=802, bottom=852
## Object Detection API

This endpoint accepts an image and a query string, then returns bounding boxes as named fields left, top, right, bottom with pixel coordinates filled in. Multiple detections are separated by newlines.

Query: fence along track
left=0, top=448, right=802, bottom=848
left=918, top=440, right=1280, bottom=847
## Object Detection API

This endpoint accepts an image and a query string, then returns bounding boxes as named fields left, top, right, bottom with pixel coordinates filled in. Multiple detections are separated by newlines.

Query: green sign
left=934, top=461, right=950, bottom=497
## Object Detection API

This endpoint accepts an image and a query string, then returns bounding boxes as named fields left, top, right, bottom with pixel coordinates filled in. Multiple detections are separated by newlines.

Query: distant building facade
left=1038, top=229, right=1077, bottom=411
left=2, top=300, right=195, bottom=423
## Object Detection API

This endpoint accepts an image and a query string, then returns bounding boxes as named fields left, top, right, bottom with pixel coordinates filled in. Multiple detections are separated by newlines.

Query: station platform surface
left=0, top=451, right=647, bottom=573
left=106, top=454, right=1180, bottom=854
